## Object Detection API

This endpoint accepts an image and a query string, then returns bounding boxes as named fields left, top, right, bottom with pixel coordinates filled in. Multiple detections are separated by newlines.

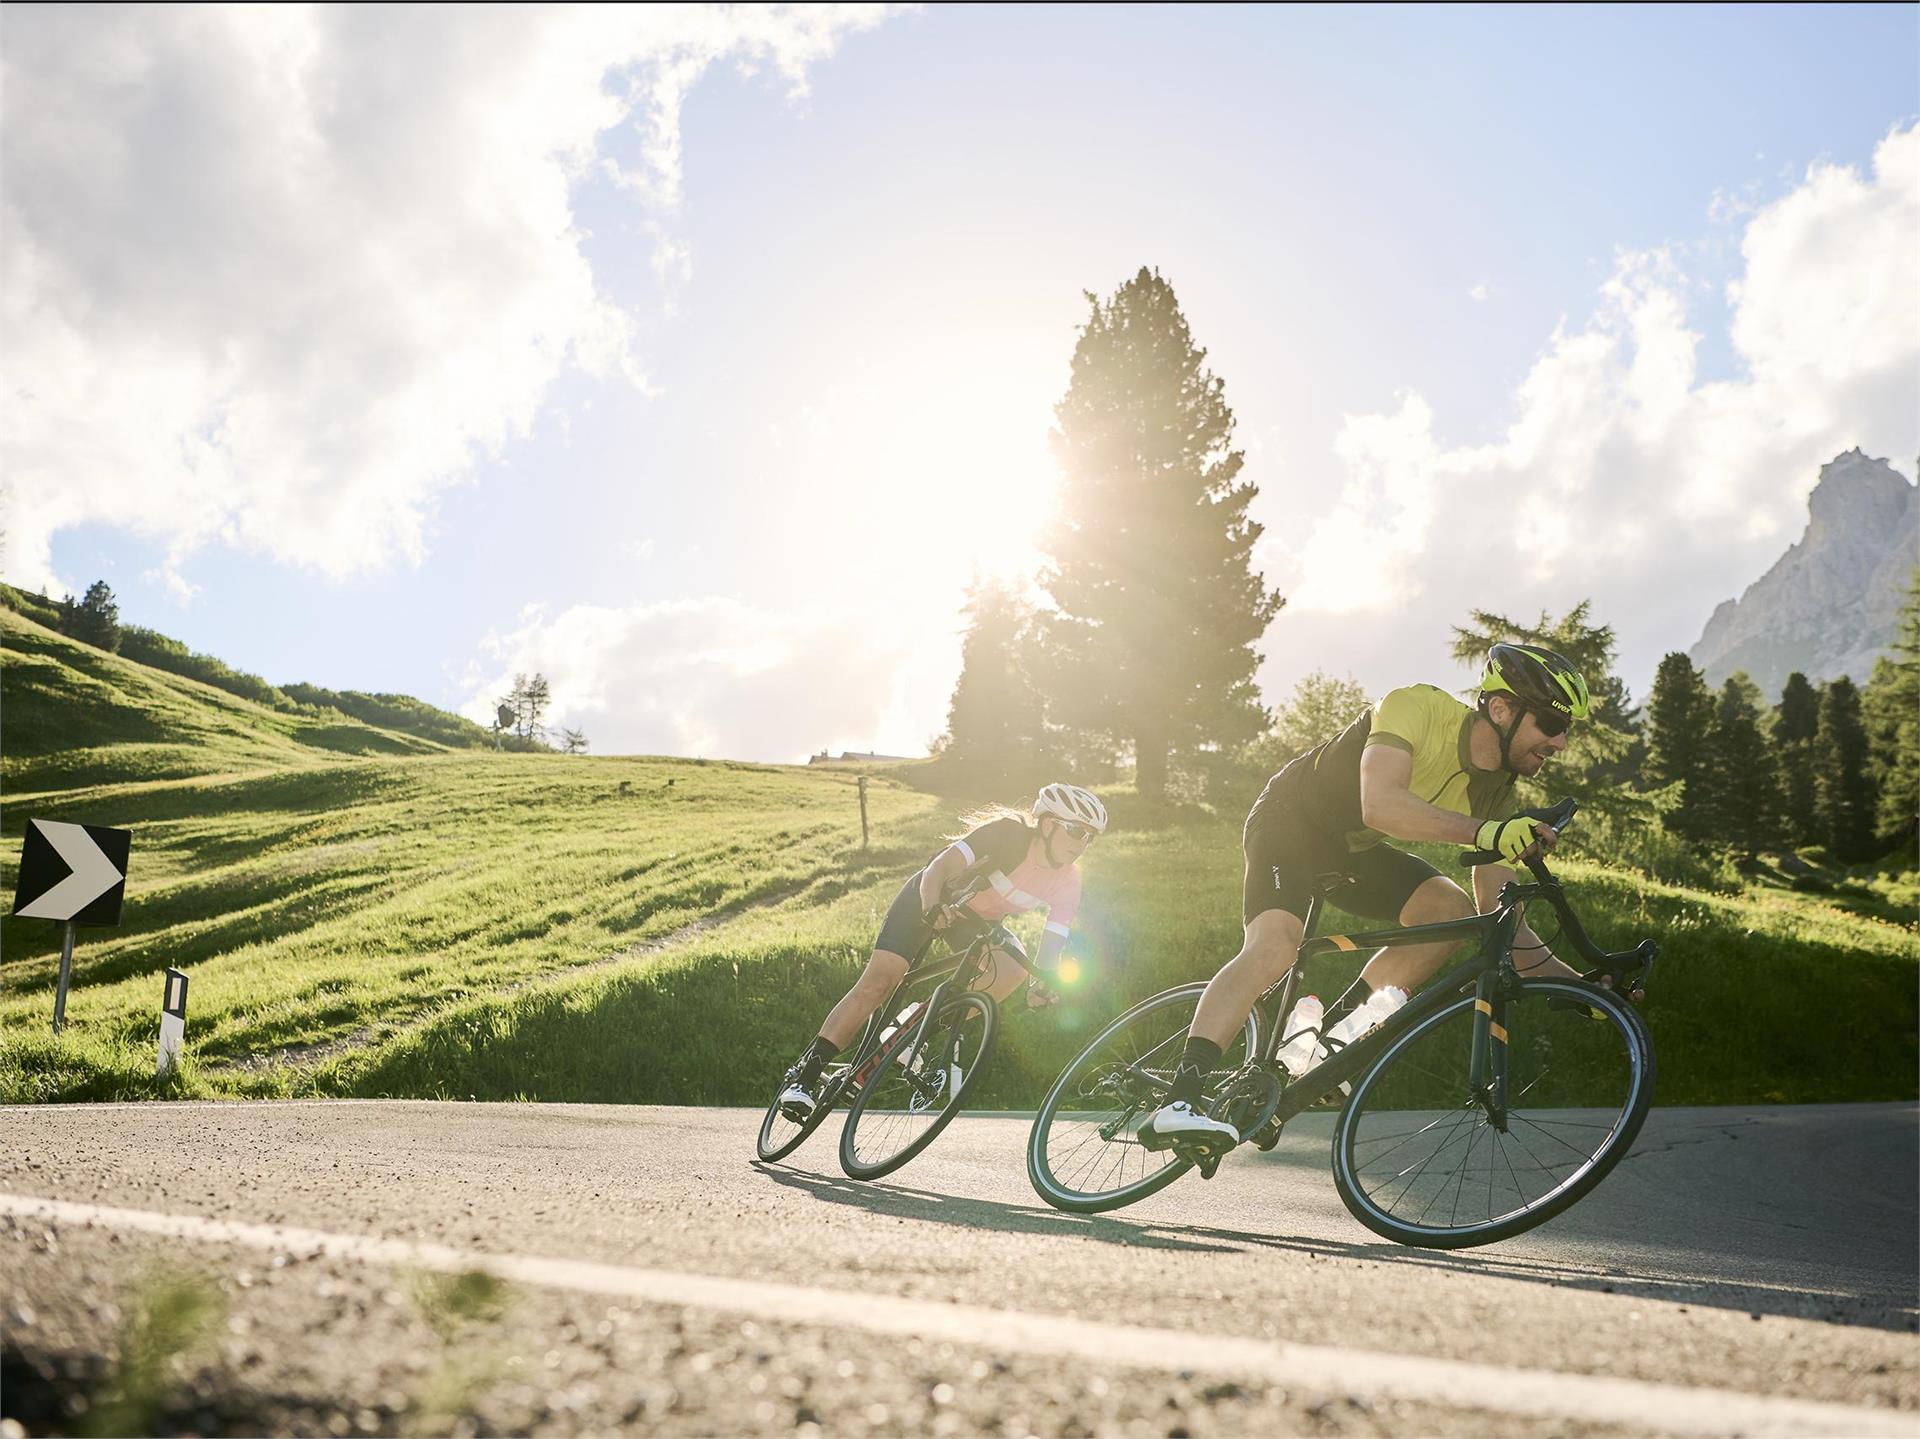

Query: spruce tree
left=1773, top=671, right=1821, bottom=844
left=942, top=578, right=1047, bottom=778
left=1644, top=652, right=1714, bottom=837
left=58, top=579, right=123, bottom=653
left=1042, top=267, right=1283, bottom=798
left=1861, top=568, right=1919, bottom=851
left=1698, top=675, right=1782, bottom=854
left=1813, top=676, right=1877, bottom=861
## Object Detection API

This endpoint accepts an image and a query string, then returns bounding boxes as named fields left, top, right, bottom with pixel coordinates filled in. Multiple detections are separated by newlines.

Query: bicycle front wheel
left=839, top=993, right=998, bottom=1180
left=1027, top=982, right=1259, bottom=1215
left=1331, top=978, right=1655, bottom=1249
left=755, top=1067, right=847, bottom=1163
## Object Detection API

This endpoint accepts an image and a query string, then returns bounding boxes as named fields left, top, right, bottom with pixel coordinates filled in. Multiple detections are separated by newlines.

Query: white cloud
left=463, top=596, right=940, bottom=761
left=0, top=5, right=892, bottom=596
left=1468, top=283, right=1493, bottom=302
left=1271, top=124, right=1920, bottom=699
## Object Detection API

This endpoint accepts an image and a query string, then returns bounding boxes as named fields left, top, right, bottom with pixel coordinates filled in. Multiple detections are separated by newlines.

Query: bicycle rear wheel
left=1331, top=978, right=1655, bottom=1249
left=839, top=993, right=998, bottom=1180
left=1027, top=982, right=1259, bottom=1214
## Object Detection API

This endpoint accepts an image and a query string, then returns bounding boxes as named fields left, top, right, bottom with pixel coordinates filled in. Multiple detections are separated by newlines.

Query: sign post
left=11, top=819, right=131, bottom=1033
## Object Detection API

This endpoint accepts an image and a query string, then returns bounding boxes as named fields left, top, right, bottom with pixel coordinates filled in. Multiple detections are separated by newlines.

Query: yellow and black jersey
left=1254, top=684, right=1517, bottom=852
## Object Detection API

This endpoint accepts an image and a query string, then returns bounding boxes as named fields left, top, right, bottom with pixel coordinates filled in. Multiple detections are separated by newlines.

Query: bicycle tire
left=839, top=992, right=998, bottom=1180
left=1331, top=979, right=1655, bottom=1249
left=1027, top=981, right=1260, bottom=1215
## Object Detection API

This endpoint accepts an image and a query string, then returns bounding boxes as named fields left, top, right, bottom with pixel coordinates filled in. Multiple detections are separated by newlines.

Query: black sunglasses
left=1051, top=820, right=1097, bottom=841
left=1530, top=707, right=1572, bottom=738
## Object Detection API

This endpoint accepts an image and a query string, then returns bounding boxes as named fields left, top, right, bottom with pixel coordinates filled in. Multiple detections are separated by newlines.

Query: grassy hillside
left=0, top=583, right=491, bottom=755
left=2, top=610, right=1915, bottom=1107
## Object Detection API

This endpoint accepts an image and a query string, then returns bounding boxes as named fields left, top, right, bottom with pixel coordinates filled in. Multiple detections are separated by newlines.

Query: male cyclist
left=1141, top=644, right=1596, bottom=1154
left=775, top=782, right=1107, bottom=1121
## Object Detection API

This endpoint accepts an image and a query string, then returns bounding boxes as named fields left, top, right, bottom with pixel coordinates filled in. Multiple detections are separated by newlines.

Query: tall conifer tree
left=1698, top=676, right=1781, bottom=854
left=1645, top=652, right=1714, bottom=837
left=1861, top=569, right=1919, bottom=850
left=1042, top=268, right=1282, bottom=797
left=1774, top=671, right=1821, bottom=844
left=943, top=578, right=1047, bottom=776
left=1813, top=676, right=1876, bottom=861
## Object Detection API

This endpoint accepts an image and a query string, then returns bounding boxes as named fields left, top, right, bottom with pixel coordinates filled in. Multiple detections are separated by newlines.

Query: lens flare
left=1056, top=958, right=1082, bottom=986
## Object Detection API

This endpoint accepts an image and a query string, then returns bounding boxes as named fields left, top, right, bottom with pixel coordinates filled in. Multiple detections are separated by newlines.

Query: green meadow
left=2, top=603, right=1915, bottom=1107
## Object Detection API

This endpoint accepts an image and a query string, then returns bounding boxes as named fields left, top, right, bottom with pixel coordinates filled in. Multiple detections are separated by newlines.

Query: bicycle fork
left=1468, top=969, right=1510, bottom=1131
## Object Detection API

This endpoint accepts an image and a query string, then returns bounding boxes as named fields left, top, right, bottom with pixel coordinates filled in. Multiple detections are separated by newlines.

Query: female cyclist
left=776, top=782, right=1109, bottom=1120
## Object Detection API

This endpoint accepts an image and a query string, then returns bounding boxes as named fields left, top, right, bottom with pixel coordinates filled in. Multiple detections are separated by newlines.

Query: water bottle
left=1325, top=985, right=1410, bottom=1048
left=1275, top=994, right=1325, bottom=1076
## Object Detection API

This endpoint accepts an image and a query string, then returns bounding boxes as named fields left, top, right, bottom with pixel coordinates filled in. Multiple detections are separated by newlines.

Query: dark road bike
left=756, top=918, right=1036, bottom=1180
left=1027, top=799, right=1658, bottom=1248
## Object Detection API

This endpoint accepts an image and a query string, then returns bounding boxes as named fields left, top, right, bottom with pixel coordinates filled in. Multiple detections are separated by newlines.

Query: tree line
left=14, top=579, right=580, bottom=754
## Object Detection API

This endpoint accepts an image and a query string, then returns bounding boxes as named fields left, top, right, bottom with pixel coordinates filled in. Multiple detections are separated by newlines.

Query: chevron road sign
left=12, top=819, right=132, bottom=1032
left=13, top=820, right=130, bottom=925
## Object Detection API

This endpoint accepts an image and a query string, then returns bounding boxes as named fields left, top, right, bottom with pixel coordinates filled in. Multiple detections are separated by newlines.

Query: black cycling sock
left=1167, top=1037, right=1224, bottom=1107
left=1324, top=977, right=1374, bottom=1031
left=796, top=1036, right=839, bottom=1083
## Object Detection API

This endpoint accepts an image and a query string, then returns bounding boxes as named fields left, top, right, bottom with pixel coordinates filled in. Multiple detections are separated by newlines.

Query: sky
left=4, top=4, right=1917, bottom=762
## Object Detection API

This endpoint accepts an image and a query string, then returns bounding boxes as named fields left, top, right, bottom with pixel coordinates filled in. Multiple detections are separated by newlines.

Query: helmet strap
left=1483, top=696, right=1526, bottom=774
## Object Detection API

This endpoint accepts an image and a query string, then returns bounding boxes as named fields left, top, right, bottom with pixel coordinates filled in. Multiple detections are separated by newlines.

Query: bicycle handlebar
left=1457, top=797, right=1657, bottom=990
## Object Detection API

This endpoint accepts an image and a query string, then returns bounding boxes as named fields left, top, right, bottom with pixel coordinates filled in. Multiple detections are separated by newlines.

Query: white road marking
left=4, top=1192, right=1907, bottom=1438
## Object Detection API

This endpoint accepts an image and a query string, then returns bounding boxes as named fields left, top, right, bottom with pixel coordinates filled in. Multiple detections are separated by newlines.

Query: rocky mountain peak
left=1805, top=447, right=1916, bottom=540
left=1688, top=449, right=1918, bottom=699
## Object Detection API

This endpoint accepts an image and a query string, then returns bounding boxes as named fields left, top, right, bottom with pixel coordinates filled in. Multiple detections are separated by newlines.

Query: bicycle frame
left=1244, top=848, right=1657, bottom=1133
left=818, top=924, right=1018, bottom=1107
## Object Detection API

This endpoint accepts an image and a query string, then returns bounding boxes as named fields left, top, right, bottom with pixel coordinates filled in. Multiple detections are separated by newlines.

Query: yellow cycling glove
left=1474, top=815, right=1544, bottom=863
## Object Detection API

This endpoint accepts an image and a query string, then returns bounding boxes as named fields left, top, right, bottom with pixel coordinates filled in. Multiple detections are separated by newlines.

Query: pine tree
left=1041, top=267, right=1283, bottom=798
left=1697, top=675, right=1782, bottom=854
left=1813, top=676, right=1877, bottom=861
left=58, top=579, right=123, bottom=653
left=1773, top=671, right=1821, bottom=844
left=1645, top=652, right=1715, bottom=837
left=1861, top=568, right=1919, bottom=851
left=942, top=578, right=1048, bottom=777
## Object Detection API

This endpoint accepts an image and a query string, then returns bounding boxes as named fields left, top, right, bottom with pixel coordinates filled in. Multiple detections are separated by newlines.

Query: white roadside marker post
left=157, top=969, right=189, bottom=1079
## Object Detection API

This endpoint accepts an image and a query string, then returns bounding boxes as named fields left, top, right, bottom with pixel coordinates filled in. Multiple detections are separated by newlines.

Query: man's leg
left=1325, top=875, right=1476, bottom=1027
left=1140, top=909, right=1304, bottom=1151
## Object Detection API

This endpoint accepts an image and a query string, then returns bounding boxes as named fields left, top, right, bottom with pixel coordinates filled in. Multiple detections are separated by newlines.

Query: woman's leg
left=818, top=949, right=912, bottom=1050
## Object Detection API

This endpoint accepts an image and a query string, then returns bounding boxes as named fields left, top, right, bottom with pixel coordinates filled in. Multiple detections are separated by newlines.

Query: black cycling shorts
left=1241, top=791, right=1446, bottom=928
left=874, top=872, right=1030, bottom=969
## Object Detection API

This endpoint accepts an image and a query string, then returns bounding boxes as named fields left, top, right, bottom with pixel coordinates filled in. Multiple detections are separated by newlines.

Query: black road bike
left=756, top=919, right=1033, bottom=1180
left=1026, top=800, right=1658, bottom=1248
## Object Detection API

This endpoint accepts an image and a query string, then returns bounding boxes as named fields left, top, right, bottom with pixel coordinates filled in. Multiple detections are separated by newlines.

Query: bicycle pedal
left=1194, top=1148, right=1223, bottom=1180
left=1248, top=1120, right=1283, bottom=1151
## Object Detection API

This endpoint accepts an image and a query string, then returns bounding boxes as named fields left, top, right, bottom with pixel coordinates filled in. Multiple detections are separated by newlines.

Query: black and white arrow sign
left=12, top=820, right=130, bottom=926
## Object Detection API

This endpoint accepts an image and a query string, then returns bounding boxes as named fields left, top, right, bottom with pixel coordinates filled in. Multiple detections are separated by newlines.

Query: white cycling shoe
left=1137, top=1099, right=1239, bottom=1153
left=777, top=1081, right=817, bottom=1122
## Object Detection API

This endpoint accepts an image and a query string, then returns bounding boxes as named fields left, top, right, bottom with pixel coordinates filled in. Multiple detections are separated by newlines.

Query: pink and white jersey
left=949, top=818, right=1082, bottom=937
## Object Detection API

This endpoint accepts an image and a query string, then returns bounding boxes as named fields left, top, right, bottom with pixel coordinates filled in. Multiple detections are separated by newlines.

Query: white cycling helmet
left=1034, top=782, right=1108, bottom=833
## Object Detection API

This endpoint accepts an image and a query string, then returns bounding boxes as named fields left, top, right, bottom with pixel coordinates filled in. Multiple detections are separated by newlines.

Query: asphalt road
left=3, top=1100, right=1915, bottom=1437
